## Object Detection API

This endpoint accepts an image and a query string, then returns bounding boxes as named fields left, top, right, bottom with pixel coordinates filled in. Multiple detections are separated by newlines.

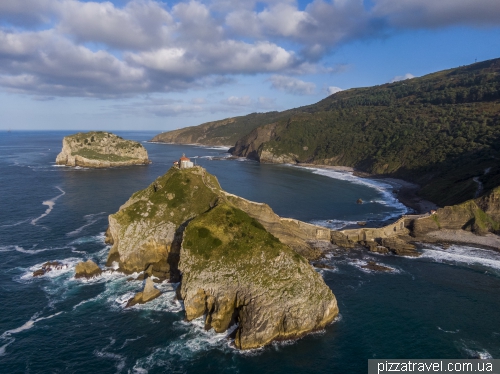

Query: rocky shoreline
left=56, top=131, right=151, bottom=168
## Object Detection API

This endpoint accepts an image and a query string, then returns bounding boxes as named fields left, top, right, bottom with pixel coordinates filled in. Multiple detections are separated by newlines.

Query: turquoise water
left=1, top=131, right=499, bottom=373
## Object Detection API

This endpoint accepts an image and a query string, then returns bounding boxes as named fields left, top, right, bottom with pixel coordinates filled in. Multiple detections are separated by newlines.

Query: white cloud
left=0, top=30, right=146, bottom=97
left=327, top=86, right=343, bottom=95
left=269, top=75, right=316, bottom=95
left=57, top=0, right=174, bottom=50
left=390, top=73, right=415, bottom=83
left=221, top=96, right=253, bottom=106
left=0, top=0, right=499, bottom=99
left=128, top=40, right=298, bottom=77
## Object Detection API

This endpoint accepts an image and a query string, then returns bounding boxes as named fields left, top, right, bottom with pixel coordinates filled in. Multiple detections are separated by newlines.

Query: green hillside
left=153, top=58, right=500, bottom=206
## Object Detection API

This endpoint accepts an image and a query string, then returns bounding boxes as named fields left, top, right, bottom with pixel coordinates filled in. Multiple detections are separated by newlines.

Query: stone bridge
left=339, top=214, right=429, bottom=242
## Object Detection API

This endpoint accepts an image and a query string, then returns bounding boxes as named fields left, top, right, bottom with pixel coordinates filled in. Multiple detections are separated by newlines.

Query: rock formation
left=412, top=187, right=500, bottom=237
left=56, top=131, right=151, bottom=168
left=179, top=203, right=338, bottom=349
left=33, top=261, right=67, bottom=276
left=126, top=277, right=161, bottom=307
left=75, top=260, right=102, bottom=278
left=106, top=166, right=338, bottom=349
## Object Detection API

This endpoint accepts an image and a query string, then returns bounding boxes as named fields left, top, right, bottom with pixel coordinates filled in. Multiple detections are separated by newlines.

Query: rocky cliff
left=179, top=203, right=338, bottom=349
left=412, top=187, right=500, bottom=236
left=106, top=166, right=338, bottom=349
left=56, top=131, right=151, bottom=168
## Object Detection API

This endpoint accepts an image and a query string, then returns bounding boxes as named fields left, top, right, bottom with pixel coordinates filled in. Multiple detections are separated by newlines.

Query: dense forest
left=153, top=58, right=500, bottom=206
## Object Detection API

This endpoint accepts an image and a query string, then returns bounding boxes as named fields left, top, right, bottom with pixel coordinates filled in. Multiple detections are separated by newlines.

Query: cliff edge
left=105, top=165, right=338, bottom=349
left=56, top=131, right=151, bottom=168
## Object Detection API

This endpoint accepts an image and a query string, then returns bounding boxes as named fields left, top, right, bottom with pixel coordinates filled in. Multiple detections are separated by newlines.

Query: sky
left=1, top=0, right=500, bottom=131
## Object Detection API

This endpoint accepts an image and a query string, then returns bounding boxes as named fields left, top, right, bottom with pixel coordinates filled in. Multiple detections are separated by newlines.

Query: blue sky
left=1, top=0, right=500, bottom=131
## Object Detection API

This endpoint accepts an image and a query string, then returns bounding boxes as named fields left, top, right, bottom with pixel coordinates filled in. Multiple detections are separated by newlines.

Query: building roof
left=180, top=156, right=190, bottom=161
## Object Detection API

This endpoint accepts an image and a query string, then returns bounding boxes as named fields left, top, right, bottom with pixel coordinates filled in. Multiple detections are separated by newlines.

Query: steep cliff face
left=56, top=131, right=150, bottom=168
left=412, top=187, right=500, bottom=236
left=179, top=203, right=338, bottom=350
left=106, top=166, right=221, bottom=279
left=106, top=166, right=338, bottom=349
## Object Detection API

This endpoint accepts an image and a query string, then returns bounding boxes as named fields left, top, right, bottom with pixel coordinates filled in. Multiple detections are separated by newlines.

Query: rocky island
left=56, top=131, right=151, bottom=168
left=105, top=164, right=338, bottom=349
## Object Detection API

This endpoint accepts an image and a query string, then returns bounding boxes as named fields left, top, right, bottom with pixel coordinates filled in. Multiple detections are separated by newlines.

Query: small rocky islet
left=55, top=131, right=151, bottom=168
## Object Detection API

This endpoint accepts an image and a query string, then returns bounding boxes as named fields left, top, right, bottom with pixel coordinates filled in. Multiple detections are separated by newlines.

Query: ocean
left=1, top=131, right=499, bottom=373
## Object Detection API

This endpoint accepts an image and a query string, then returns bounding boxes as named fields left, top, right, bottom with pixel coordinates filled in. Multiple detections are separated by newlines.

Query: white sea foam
left=31, top=186, right=66, bottom=225
left=310, top=219, right=359, bottom=230
left=348, top=258, right=399, bottom=274
left=0, top=245, right=63, bottom=254
left=0, top=218, right=31, bottom=228
left=420, top=244, right=500, bottom=271
left=1, top=311, right=63, bottom=338
left=0, top=338, right=14, bottom=356
left=20, top=257, right=81, bottom=281
left=297, top=166, right=408, bottom=216
left=457, top=340, right=493, bottom=359
left=437, top=326, right=460, bottom=334
left=94, top=338, right=126, bottom=372
left=66, top=213, right=106, bottom=237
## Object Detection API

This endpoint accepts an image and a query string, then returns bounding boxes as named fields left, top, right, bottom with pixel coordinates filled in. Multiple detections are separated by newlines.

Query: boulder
left=381, top=237, right=419, bottom=257
left=126, top=277, right=161, bottom=307
left=75, top=260, right=102, bottom=278
left=331, top=231, right=355, bottom=248
left=361, top=261, right=393, bottom=272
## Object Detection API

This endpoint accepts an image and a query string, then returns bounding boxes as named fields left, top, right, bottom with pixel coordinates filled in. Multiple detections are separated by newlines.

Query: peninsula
left=105, top=163, right=338, bottom=349
left=56, top=131, right=151, bottom=168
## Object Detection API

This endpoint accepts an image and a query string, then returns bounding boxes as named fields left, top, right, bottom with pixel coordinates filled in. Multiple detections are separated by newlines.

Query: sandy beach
left=419, top=230, right=500, bottom=251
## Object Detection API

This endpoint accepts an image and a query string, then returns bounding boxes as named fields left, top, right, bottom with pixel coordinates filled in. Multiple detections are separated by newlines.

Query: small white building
left=179, top=154, right=194, bottom=169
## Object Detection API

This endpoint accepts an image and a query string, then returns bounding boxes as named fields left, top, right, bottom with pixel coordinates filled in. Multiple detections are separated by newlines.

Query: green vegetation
left=183, top=203, right=306, bottom=288
left=155, top=58, right=500, bottom=206
left=73, top=149, right=134, bottom=162
left=114, top=167, right=220, bottom=227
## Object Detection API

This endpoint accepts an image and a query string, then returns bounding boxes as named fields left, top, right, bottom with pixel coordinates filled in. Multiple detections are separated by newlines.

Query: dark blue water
left=1, top=131, right=499, bottom=373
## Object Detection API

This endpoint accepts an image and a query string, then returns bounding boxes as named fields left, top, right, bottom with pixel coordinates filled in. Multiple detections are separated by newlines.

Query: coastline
left=295, top=163, right=438, bottom=215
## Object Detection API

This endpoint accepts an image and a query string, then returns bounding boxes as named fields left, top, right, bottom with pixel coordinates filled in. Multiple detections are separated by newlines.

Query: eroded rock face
left=56, top=131, right=151, bottom=168
left=179, top=204, right=338, bottom=350
left=75, top=260, right=102, bottom=278
left=126, top=277, right=161, bottom=307
left=106, top=166, right=221, bottom=279
left=381, top=237, right=419, bottom=257
left=106, top=166, right=339, bottom=349
left=412, top=188, right=500, bottom=237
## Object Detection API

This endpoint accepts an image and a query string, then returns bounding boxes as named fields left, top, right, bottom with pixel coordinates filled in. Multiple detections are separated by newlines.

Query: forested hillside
left=153, top=58, right=500, bottom=206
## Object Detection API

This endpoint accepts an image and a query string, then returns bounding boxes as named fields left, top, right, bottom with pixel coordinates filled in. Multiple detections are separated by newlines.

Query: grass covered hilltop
left=105, top=165, right=338, bottom=349
left=152, top=58, right=500, bottom=207
left=56, top=131, right=151, bottom=168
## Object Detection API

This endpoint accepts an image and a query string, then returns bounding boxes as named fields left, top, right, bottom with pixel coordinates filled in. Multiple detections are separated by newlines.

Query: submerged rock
left=361, top=261, right=393, bottom=272
left=56, top=131, right=151, bottom=168
left=126, top=277, right=161, bottom=307
left=75, top=260, right=102, bottom=278
left=33, top=261, right=67, bottom=277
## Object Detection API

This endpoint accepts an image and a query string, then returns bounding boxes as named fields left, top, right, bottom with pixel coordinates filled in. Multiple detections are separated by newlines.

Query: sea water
left=0, top=131, right=499, bottom=373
